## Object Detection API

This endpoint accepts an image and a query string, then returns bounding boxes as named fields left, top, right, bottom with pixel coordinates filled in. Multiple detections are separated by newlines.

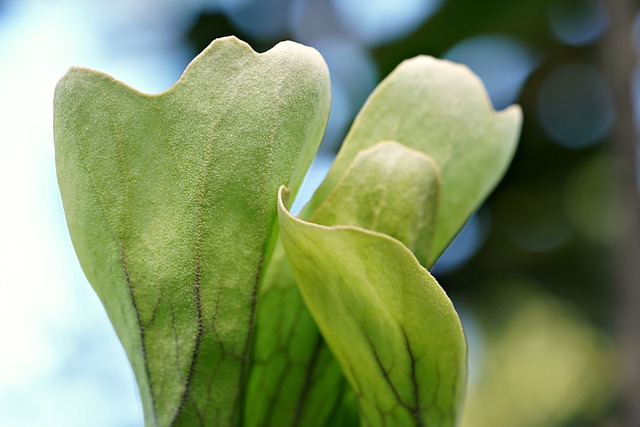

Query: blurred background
left=1, top=0, right=638, bottom=426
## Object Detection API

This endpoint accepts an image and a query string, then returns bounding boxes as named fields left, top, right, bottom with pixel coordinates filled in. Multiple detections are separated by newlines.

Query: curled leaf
left=278, top=186, right=467, bottom=426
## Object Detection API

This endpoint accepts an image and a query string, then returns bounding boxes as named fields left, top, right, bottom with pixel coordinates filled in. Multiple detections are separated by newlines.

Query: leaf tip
left=498, top=103, right=523, bottom=125
left=396, top=55, right=522, bottom=120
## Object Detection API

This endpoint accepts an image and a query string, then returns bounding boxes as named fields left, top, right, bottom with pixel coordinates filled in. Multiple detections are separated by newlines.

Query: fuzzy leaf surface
left=278, top=186, right=466, bottom=426
left=306, top=56, right=522, bottom=264
left=54, top=36, right=330, bottom=427
left=247, top=142, right=441, bottom=425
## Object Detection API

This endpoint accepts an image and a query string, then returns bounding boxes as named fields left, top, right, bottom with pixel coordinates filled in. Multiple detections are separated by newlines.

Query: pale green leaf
left=305, top=56, right=522, bottom=264
left=249, top=55, right=522, bottom=426
left=247, top=141, right=440, bottom=425
left=310, top=141, right=441, bottom=261
left=278, top=186, right=467, bottom=426
left=54, top=36, right=330, bottom=427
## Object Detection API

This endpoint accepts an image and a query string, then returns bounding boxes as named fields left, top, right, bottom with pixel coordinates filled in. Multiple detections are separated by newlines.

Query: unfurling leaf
left=246, top=141, right=441, bottom=426
left=278, top=186, right=467, bottom=426
left=307, top=56, right=522, bottom=264
left=250, top=56, right=521, bottom=426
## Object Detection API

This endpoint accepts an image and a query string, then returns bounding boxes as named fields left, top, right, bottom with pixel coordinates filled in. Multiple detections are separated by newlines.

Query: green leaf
left=247, top=141, right=440, bottom=426
left=310, top=141, right=440, bottom=261
left=54, top=36, right=330, bottom=426
left=278, top=186, right=467, bottom=426
left=245, top=241, right=349, bottom=427
left=249, top=56, right=521, bottom=425
left=248, top=53, right=522, bottom=425
left=305, top=56, right=522, bottom=264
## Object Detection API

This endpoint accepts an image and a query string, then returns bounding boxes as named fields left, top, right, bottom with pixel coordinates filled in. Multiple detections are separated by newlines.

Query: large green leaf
left=305, top=56, right=522, bottom=264
left=278, top=186, right=467, bottom=426
left=54, top=36, right=330, bottom=426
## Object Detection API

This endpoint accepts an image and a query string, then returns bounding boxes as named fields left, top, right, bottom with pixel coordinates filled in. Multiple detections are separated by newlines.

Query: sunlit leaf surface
left=247, top=141, right=441, bottom=426
left=278, top=186, right=466, bottom=426
left=54, top=36, right=330, bottom=426
left=250, top=56, right=521, bottom=426
left=55, top=34, right=521, bottom=427
left=307, top=56, right=522, bottom=264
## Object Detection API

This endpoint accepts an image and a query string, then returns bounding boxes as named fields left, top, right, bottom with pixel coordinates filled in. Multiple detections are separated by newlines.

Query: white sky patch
left=0, top=0, right=94, bottom=389
left=0, top=1, right=194, bottom=425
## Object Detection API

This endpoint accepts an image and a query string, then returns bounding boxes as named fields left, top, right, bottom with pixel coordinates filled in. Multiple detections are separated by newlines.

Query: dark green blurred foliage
left=185, top=1, right=625, bottom=425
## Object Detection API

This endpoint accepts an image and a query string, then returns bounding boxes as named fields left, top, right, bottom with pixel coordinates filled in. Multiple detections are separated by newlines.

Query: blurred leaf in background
left=461, top=284, right=616, bottom=427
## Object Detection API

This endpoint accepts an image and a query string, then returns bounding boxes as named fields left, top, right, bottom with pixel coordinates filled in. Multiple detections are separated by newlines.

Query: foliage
left=53, top=36, right=521, bottom=426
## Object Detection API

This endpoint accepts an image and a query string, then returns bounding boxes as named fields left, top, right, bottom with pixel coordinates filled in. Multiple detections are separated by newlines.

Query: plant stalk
left=600, top=1, right=640, bottom=425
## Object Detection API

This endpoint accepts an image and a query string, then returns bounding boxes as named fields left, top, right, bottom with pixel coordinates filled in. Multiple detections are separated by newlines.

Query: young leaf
left=278, top=186, right=467, bottom=426
left=310, top=141, right=440, bottom=261
left=247, top=141, right=441, bottom=426
left=54, top=36, right=330, bottom=426
left=305, top=56, right=522, bottom=264
left=249, top=55, right=522, bottom=425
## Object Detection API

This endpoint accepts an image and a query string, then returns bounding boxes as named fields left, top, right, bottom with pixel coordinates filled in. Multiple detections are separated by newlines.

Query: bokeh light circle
left=538, top=64, right=614, bottom=149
